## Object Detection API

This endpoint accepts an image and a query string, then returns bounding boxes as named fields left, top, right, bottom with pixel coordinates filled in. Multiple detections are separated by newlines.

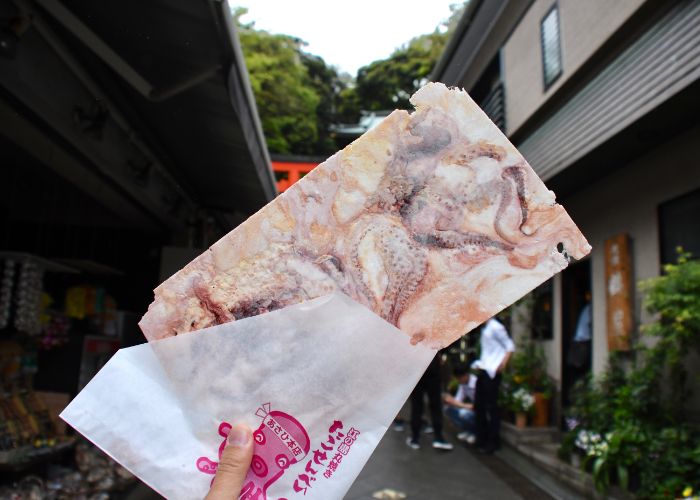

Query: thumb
left=206, top=424, right=254, bottom=500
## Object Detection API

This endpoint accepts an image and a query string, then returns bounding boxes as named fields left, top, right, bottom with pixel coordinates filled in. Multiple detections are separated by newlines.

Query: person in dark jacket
left=407, top=354, right=454, bottom=451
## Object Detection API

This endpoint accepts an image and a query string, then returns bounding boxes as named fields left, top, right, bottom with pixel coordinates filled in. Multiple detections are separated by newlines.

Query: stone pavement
left=344, top=424, right=554, bottom=500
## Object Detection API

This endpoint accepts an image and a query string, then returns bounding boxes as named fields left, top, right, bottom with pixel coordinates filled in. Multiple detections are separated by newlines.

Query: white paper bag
left=61, top=293, right=435, bottom=499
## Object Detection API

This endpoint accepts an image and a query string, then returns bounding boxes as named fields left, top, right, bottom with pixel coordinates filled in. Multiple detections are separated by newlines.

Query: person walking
left=474, top=316, right=514, bottom=454
left=407, top=354, right=454, bottom=451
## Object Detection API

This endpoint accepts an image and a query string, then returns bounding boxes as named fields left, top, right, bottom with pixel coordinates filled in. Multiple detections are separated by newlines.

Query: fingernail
left=227, top=425, right=250, bottom=447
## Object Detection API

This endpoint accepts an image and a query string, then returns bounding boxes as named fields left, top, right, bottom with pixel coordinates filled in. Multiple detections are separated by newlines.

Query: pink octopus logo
left=196, top=403, right=310, bottom=500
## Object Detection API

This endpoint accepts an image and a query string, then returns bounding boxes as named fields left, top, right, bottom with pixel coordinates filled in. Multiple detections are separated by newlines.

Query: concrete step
left=501, top=421, right=560, bottom=446
left=497, top=445, right=586, bottom=500
left=500, top=432, right=635, bottom=500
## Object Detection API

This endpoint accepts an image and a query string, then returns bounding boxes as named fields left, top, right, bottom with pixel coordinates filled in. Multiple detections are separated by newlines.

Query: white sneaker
left=457, top=432, right=476, bottom=444
left=406, top=437, right=420, bottom=450
left=432, top=440, right=454, bottom=451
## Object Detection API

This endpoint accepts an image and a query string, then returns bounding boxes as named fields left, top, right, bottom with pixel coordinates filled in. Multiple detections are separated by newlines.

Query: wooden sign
left=604, top=234, right=633, bottom=351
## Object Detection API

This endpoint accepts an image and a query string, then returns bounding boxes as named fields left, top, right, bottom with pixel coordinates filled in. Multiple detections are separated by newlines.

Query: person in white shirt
left=474, top=317, right=515, bottom=454
left=443, top=361, right=479, bottom=444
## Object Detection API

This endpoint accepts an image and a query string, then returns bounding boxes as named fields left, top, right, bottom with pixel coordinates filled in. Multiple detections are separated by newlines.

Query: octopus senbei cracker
left=139, top=83, right=590, bottom=348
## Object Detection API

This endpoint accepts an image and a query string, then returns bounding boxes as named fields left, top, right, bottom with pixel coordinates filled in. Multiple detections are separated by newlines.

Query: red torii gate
left=271, top=158, right=321, bottom=193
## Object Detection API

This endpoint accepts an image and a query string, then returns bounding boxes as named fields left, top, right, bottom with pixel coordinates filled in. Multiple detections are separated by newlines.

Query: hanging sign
left=604, top=234, right=633, bottom=351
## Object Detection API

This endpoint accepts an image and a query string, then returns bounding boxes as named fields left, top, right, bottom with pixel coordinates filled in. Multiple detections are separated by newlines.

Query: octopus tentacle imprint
left=139, top=82, right=591, bottom=348
left=193, top=281, right=232, bottom=326
left=453, top=141, right=507, bottom=164
left=414, top=230, right=514, bottom=252
left=314, top=254, right=354, bottom=296
left=229, top=297, right=285, bottom=321
left=502, top=165, right=529, bottom=230
left=382, top=230, right=428, bottom=324
left=494, top=167, right=525, bottom=245
left=349, top=224, right=384, bottom=310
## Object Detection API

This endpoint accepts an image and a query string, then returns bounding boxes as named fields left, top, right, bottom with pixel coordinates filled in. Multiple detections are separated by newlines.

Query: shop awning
left=0, top=0, right=276, bottom=233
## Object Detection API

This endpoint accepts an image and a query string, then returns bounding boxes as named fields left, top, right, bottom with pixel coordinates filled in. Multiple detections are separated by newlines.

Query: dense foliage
left=560, top=251, right=700, bottom=498
left=233, top=3, right=466, bottom=155
left=338, top=31, right=451, bottom=121
left=233, top=9, right=333, bottom=155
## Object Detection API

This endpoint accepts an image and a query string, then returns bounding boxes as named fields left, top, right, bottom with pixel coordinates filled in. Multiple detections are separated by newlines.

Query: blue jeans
left=444, top=406, right=476, bottom=434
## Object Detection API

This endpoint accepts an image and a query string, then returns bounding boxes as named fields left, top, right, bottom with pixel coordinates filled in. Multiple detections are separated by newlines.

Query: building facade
left=433, top=0, right=700, bottom=418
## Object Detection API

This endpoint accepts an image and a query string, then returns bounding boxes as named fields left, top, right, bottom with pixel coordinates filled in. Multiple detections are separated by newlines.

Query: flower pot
left=515, top=412, right=527, bottom=428
left=532, top=392, right=549, bottom=427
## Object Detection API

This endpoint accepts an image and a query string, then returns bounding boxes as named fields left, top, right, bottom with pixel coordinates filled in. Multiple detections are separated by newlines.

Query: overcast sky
left=232, top=0, right=458, bottom=76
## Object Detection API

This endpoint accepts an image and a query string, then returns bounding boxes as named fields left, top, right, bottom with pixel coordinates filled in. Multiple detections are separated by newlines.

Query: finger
left=205, top=424, right=254, bottom=500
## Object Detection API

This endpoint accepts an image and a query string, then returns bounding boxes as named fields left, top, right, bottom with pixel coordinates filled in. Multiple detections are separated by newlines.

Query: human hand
left=205, top=424, right=253, bottom=500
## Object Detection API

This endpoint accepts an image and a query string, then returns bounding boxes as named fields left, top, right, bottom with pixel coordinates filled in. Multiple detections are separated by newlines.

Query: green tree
left=356, top=31, right=448, bottom=111
left=233, top=3, right=466, bottom=153
left=237, top=26, right=319, bottom=154
left=341, top=2, right=467, bottom=121
left=234, top=8, right=344, bottom=155
left=300, top=52, right=346, bottom=154
left=639, top=249, right=700, bottom=421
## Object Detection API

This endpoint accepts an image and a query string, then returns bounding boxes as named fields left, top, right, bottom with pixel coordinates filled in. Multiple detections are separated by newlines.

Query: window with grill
left=540, top=5, right=562, bottom=89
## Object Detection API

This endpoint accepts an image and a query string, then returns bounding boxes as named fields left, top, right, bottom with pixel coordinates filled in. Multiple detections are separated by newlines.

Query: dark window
left=540, top=4, right=563, bottom=89
left=471, top=54, right=506, bottom=132
left=659, top=188, right=700, bottom=264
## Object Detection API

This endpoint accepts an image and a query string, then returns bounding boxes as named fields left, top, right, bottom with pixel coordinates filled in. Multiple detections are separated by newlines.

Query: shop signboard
left=604, top=233, right=633, bottom=351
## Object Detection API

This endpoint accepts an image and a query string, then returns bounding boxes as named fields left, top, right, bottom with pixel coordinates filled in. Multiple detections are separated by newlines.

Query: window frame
left=658, top=187, right=700, bottom=266
left=540, top=3, right=563, bottom=91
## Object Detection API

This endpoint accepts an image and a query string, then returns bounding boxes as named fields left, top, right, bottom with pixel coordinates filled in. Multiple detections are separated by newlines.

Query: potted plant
left=532, top=376, right=553, bottom=427
left=510, top=387, right=535, bottom=428
left=507, top=339, right=553, bottom=427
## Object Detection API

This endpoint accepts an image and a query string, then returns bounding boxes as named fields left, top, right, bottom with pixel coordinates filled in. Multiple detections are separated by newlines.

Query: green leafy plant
left=639, top=250, right=700, bottom=422
left=509, top=387, right=535, bottom=413
left=561, top=250, right=700, bottom=499
left=506, top=339, right=554, bottom=397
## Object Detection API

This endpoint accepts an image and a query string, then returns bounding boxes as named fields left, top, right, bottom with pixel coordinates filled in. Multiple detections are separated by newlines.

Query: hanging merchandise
left=85, top=287, right=105, bottom=316
left=14, top=259, right=44, bottom=335
left=0, top=340, right=22, bottom=382
left=0, top=259, right=16, bottom=330
left=65, top=287, right=87, bottom=320
left=37, top=294, right=70, bottom=350
left=101, top=293, right=117, bottom=337
left=39, top=314, right=71, bottom=351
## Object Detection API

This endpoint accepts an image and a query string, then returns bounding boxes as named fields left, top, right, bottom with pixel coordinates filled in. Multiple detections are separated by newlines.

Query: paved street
left=345, top=423, right=553, bottom=500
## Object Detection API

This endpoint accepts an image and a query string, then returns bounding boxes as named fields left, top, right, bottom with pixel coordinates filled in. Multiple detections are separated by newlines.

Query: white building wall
left=561, top=126, right=700, bottom=375
left=502, top=0, right=646, bottom=135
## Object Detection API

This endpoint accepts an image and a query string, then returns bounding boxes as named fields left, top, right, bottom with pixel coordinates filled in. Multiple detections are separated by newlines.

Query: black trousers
left=475, top=370, right=502, bottom=449
left=409, top=375, right=443, bottom=441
